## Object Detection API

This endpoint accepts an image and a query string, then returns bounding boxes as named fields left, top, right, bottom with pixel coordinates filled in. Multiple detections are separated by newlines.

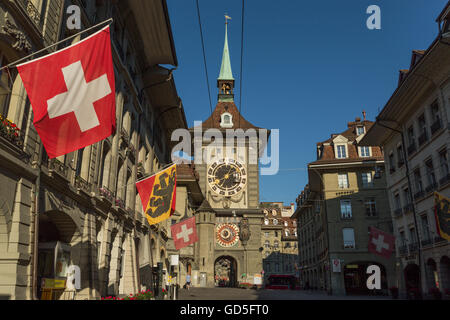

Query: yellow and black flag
left=434, top=192, right=450, bottom=241
left=136, top=164, right=177, bottom=225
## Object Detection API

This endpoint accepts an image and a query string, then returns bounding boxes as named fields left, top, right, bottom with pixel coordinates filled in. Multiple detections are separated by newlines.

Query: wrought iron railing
left=74, top=176, right=91, bottom=193
left=398, top=245, right=408, bottom=255
left=439, top=173, right=450, bottom=187
left=99, top=186, right=115, bottom=203
left=408, top=242, right=419, bottom=253
left=115, top=198, right=125, bottom=209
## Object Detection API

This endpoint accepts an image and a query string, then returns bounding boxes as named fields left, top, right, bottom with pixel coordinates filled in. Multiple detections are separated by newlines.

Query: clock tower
left=190, top=19, right=266, bottom=287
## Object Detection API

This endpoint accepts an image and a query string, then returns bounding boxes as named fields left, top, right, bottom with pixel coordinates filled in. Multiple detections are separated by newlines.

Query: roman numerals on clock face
left=208, top=158, right=247, bottom=197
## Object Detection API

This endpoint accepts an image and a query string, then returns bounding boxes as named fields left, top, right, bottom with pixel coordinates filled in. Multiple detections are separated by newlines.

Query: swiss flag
left=17, top=26, right=115, bottom=158
left=368, top=227, right=395, bottom=259
left=171, top=216, right=198, bottom=251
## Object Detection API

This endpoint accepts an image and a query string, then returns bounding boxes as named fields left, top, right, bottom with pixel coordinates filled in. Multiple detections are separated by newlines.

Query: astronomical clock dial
left=207, top=158, right=247, bottom=197
left=216, top=223, right=239, bottom=247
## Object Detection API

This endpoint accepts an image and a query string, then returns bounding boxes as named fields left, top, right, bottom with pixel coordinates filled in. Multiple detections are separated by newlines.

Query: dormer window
left=359, top=146, right=371, bottom=157
left=220, top=112, right=233, bottom=128
left=356, top=126, right=365, bottom=135
left=336, top=145, right=347, bottom=159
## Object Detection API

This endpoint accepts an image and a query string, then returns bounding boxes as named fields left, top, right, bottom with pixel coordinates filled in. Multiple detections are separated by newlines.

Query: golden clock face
left=207, top=158, right=247, bottom=196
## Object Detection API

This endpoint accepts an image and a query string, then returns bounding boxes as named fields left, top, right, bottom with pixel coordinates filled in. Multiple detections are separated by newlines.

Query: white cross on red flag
left=171, top=216, right=198, bottom=251
left=368, top=226, right=395, bottom=259
left=17, top=26, right=115, bottom=158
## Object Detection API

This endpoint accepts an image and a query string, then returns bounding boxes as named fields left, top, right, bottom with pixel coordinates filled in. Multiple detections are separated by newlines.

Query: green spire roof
left=218, top=22, right=234, bottom=80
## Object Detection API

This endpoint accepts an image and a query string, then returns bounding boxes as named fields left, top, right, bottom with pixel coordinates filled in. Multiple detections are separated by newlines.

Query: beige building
left=360, top=3, right=450, bottom=299
left=293, top=116, right=396, bottom=295
left=260, top=202, right=298, bottom=283
left=0, top=0, right=190, bottom=300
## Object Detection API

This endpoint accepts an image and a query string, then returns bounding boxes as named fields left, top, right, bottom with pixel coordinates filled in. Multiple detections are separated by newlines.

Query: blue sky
left=166, top=0, right=448, bottom=206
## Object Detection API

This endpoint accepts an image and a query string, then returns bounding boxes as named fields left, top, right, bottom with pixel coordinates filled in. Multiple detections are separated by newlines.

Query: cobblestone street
left=177, top=287, right=391, bottom=300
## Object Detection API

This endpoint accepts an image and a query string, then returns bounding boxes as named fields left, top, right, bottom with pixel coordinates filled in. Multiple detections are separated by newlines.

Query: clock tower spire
left=217, top=16, right=234, bottom=102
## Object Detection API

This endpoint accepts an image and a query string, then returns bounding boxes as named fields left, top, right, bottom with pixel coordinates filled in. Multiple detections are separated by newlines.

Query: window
left=338, top=173, right=349, bottom=189
left=220, top=112, right=233, bottom=128
left=404, top=188, right=412, bottom=205
left=285, top=229, right=290, bottom=237
left=409, top=227, right=417, bottom=244
left=274, top=240, right=279, bottom=250
left=425, top=159, right=436, bottom=187
left=399, top=231, right=406, bottom=246
left=343, top=228, right=355, bottom=248
left=359, top=146, right=370, bottom=157
left=388, top=153, right=395, bottom=173
left=439, top=149, right=449, bottom=177
left=264, top=218, right=269, bottom=225
left=0, top=54, right=15, bottom=117
left=365, top=198, right=377, bottom=217
left=274, top=231, right=278, bottom=237
left=421, top=215, right=431, bottom=241
left=336, top=145, right=347, bottom=159
left=361, top=172, right=373, bottom=188
left=397, top=145, right=405, bottom=166
left=430, top=101, right=442, bottom=133
left=356, top=126, right=365, bottom=135
left=418, top=114, right=427, bottom=138
left=414, top=169, right=423, bottom=193
left=394, top=193, right=401, bottom=210
left=264, top=240, right=270, bottom=249
left=273, top=219, right=278, bottom=225
left=264, top=232, right=269, bottom=238
left=340, top=200, right=352, bottom=219
left=284, top=221, right=288, bottom=227
left=407, top=126, right=415, bottom=146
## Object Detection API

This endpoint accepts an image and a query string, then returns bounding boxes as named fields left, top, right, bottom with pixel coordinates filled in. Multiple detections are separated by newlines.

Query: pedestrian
left=186, top=274, right=191, bottom=290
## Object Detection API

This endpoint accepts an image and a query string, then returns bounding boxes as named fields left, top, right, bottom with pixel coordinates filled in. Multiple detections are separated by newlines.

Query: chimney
left=363, top=110, right=366, bottom=121
left=290, top=203, right=295, bottom=214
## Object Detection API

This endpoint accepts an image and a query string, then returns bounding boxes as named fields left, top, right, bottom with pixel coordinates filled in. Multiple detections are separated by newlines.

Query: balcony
left=393, top=208, right=403, bottom=218
left=398, top=245, right=408, bottom=255
left=74, top=176, right=91, bottom=194
left=413, top=190, right=425, bottom=201
left=47, top=158, right=69, bottom=180
left=430, top=119, right=442, bottom=136
left=407, top=142, right=416, bottom=156
left=421, top=238, right=433, bottom=247
left=418, top=132, right=428, bottom=147
left=99, top=186, right=115, bottom=203
left=439, top=173, right=450, bottom=187
left=403, top=203, right=414, bottom=214
left=115, top=198, right=125, bottom=210
left=408, top=242, right=419, bottom=253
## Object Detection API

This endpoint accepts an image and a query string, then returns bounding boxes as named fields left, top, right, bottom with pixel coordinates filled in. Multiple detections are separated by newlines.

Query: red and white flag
left=17, top=26, right=115, bottom=158
left=368, top=227, right=395, bottom=259
left=171, top=216, right=198, bottom=251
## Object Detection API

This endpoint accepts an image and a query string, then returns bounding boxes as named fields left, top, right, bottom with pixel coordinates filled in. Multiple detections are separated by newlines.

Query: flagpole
left=0, top=18, right=114, bottom=72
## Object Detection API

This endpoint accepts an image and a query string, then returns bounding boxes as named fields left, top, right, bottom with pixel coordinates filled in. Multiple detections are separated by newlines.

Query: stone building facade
left=360, top=3, right=450, bottom=299
left=260, top=202, right=298, bottom=283
left=293, top=116, right=396, bottom=295
left=0, top=0, right=188, bottom=300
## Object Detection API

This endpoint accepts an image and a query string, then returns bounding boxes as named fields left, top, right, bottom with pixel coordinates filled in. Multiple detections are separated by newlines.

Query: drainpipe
left=375, top=119, right=423, bottom=299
